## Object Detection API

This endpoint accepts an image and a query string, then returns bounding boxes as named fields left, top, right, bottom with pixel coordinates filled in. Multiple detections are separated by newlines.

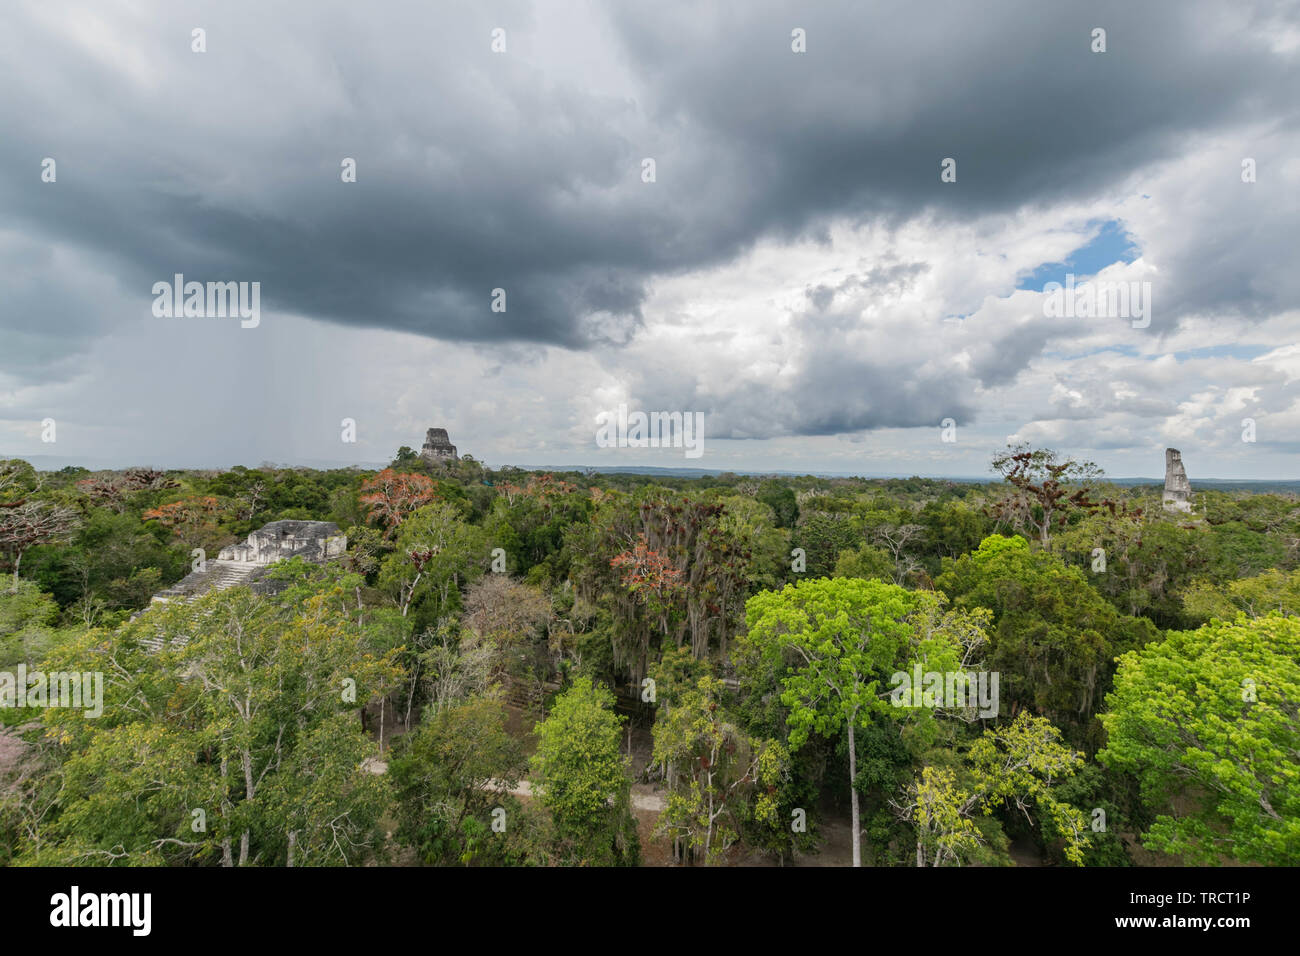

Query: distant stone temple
left=421, top=427, right=458, bottom=466
left=139, top=521, right=347, bottom=646
left=1162, top=448, right=1193, bottom=513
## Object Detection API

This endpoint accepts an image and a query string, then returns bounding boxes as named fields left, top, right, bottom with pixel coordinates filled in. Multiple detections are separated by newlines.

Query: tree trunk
left=220, top=758, right=234, bottom=867
left=405, top=660, right=420, bottom=730
left=705, top=764, right=715, bottom=859
left=847, top=720, right=861, bottom=868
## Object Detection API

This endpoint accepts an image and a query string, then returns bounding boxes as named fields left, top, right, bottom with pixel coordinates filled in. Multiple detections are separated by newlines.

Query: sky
left=1, top=0, right=1298, bottom=479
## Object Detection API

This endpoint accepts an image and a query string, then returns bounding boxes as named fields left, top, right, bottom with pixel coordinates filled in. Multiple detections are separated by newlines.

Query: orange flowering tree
left=143, top=496, right=225, bottom=547
left=360, top=468, right=438, bottom=536
left=611, top=533, right=685, bottom=636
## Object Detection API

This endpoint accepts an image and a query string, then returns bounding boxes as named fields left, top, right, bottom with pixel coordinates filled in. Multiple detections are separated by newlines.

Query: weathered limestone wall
left=420, top=426, right=458, bottom=465
left=217, top=520, right=346, bottom=565
left=1162, top=448, right=1193, bottom=513
left=138, top=519, right=349, bottom=645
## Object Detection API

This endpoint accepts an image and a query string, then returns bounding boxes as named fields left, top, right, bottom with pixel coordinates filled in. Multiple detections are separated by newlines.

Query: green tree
left=833, top=544, right=895, bottom=581
left=22, top=583, right=403, bottom=866
left=740, top=577, right=943, bottom=866
left=388, top=695, right=528, bottom=864
left=791, top=511, right=859, bottom=577
left=938, top=534, right=1156, bottom=749
left=1181, top=568, right=1300, bottom=625
left=25, top=507, right=186, bottom=619
left=1099, top=614, right=1300, bottom=865
left=651, top=675, right=787, bottom=864
left=0, top=580, right=60, bottom=670
left=1206, top=521, right=1290, bottom=580
left=379, top=501, right=488, bottom=622
left=0, top=581, right=65, bottom=725
left=0, top=460, right=38, bottom=505
left=390, top=446, right=421, bottom=468
left=1057, top=510, right=1210, bottom=626
left=529, top=677, right=638, bottom=865
left=758, top=483, right=799, bottom=529
left=917, top=500, right=994, bottom=566
left=897, top=713, right=1089, bottom=866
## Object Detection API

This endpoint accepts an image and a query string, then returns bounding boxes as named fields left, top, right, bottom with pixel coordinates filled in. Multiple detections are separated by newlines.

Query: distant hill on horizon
left=9, top=454, right=1299, bottom=493
left=520, top=465, right=1300, bottom=493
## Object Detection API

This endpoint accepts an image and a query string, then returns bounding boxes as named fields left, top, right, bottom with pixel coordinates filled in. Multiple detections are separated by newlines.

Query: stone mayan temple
left=139, top=520, right=347, bottom=646
left=420, top=427, right=458, bottom=466
left=1162, top=448, right=1193, bottom=513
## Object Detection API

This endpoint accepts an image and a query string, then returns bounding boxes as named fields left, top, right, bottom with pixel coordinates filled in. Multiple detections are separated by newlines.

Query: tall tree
left=937, top=534, right=1156, bottom=749
left=740, top=578, right=957, bottom=866
left=990, top=443, right=1103, bottom=547
left=379, top=502, right=488, bottom=620
left=651, top=674, right=788, bottom=864
left=529, top=677, right=638, bottom=865
left=360, top=468, right=439, bottom=536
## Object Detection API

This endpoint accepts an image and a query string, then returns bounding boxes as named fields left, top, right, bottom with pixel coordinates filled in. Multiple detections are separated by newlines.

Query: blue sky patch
left=1017, top=220, right=1140, bottom=291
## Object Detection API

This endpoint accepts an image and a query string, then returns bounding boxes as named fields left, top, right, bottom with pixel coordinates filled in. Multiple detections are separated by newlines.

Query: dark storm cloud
left=0, top=0, right=1296, bottom=440
left=609, top=0, right=1296, bottom=218
left=668, top=360, right=979, bottom=441
left=769, top=349, right=980, bottom=438
left=629, top=304, right=981, bottom=441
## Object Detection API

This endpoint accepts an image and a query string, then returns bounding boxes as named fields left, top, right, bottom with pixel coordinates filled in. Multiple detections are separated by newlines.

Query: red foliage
left=611, top=534, right=684, bottom=596
left=143, top=496, right=221, bottom=527
left=360, top=468, right=438, bottom=534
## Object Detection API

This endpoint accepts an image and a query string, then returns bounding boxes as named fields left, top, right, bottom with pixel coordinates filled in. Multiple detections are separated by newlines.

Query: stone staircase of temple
left=137, top=561, right=263, bottom=651
left=134, top=521, right=347, bottom=651
left=152, top=560, right=261, bottom=601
